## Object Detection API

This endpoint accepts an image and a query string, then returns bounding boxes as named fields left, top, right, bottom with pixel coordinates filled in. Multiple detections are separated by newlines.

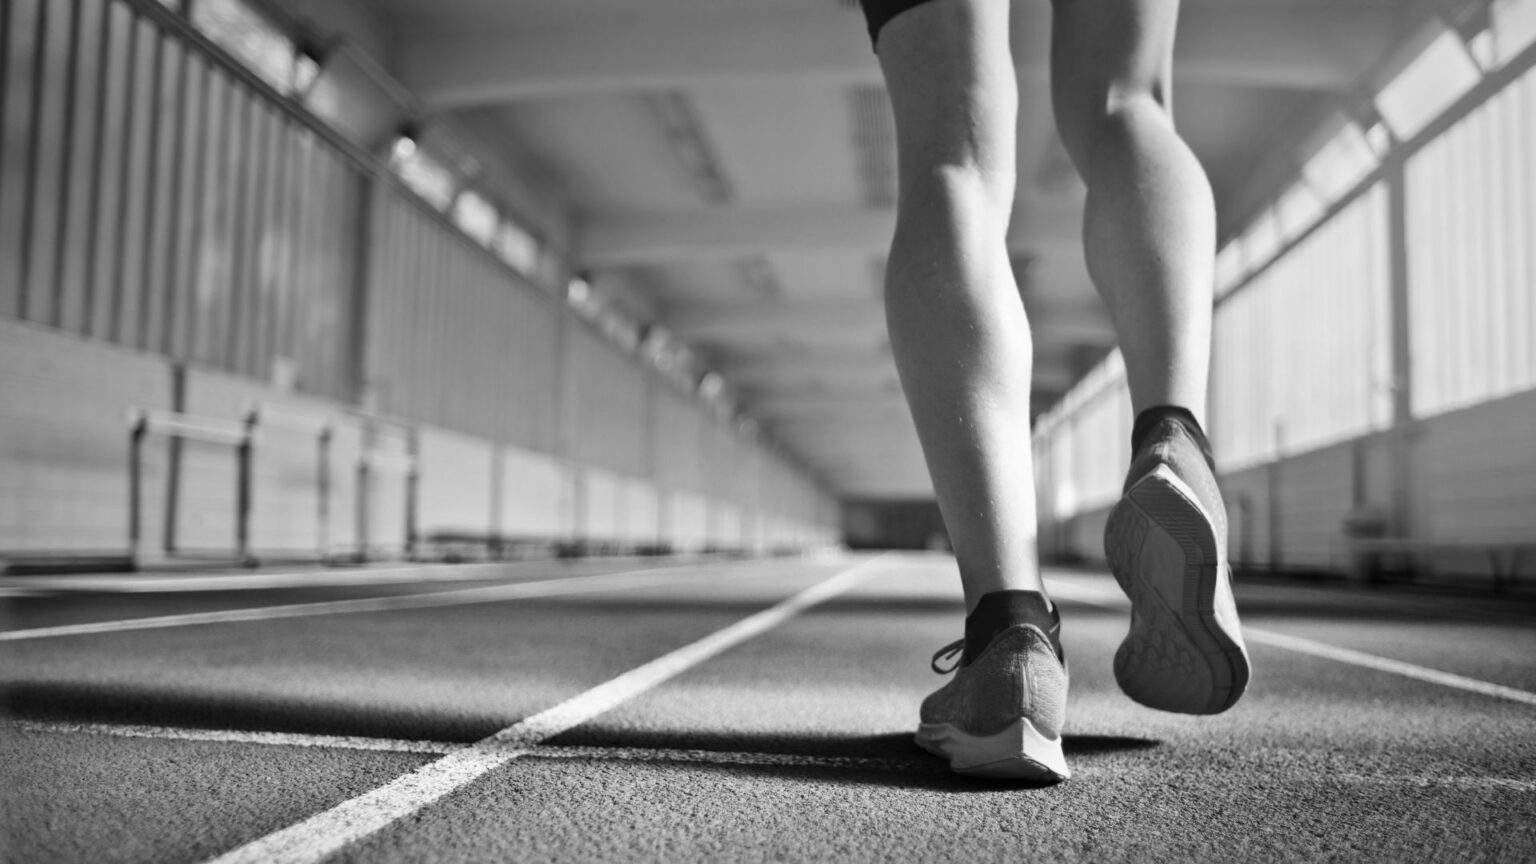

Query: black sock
left=964, top=590, right=1062, bottom=664
left=1132, top=405, right=1215, bottom=470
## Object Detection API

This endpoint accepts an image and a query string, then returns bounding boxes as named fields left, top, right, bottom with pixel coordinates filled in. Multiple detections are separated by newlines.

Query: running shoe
left=915, top=608, right=1070, bottom=781
left=1104, top=417, right=1251, bottom=714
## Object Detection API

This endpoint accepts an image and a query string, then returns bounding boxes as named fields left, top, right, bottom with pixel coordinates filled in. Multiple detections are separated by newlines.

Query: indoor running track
left=3, top=553, right=1534, bottom=863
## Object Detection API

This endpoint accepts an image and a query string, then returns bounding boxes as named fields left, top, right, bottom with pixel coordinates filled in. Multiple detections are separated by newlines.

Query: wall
left=0, top=0, right=840, bottom=564
left=1033, top=31, right=1536, bottom=585
left=0, top=317, right=838, bottom=560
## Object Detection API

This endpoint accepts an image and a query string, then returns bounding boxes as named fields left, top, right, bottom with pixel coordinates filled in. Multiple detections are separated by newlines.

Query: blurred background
left=1, top=0, right=1533, bottom=587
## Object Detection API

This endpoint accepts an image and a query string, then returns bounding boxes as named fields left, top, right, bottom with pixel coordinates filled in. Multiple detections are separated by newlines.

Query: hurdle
left=353, top=417, right=419, bottom=562
left=128, top=409, right=255, bottom=567
left=243, top=401, right=336, bottom=562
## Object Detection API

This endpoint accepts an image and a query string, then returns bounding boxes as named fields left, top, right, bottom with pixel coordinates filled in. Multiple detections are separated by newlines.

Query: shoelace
left=930, top=639, right=965, bottom=674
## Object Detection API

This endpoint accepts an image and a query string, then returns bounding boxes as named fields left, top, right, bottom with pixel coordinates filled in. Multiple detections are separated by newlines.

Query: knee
left=1053, top=85, right=1170, bottom=174
left=896, top=158, right=1016, bottom=225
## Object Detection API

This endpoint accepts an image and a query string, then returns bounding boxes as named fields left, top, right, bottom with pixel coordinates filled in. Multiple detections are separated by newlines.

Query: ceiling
left=361, top=0, right=1435, bottom=499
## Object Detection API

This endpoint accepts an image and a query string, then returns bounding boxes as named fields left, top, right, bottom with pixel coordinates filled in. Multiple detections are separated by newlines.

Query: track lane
left=0, top=559, right=742, bottom=635
left=0, top=727, right=435, bottom=864
left=203, top=556, right=892, bottom=864
left=331, top=560, right=1536, bottom=863
left=1, top=557, right=879, bottom=863
left=5, top=556, right=1534, bottom=863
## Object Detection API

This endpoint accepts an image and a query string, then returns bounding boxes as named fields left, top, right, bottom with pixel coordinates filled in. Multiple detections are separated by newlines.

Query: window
left=494, top=221, right=540, bottom=275
left=1301, top=123, right=1378, bottom=203
left=1214, top=243, right=1245, bottom=297
left=1376, top=28, right=1483, bottom=140
left=452, top=191, right=499, bottom=247
left=191, top=0, right=299, bottom=93
left=391, top=144, right=456, bottom=211
left=1491, top=0, right=1536, bottom=65
left=1239, top=209, right=1282, bottom=273
left=1275, top=182, right=1325, bottom=242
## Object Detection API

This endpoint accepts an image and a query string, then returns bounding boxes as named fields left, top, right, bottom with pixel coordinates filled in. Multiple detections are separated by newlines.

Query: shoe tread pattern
left=1105, top=468, right=1250, bottom=715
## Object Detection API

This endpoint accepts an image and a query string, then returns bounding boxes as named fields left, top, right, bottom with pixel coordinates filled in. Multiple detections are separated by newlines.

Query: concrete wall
left=1050, top=388, right=1536, bottom=582
left=0, top=317, right=838, bottom=562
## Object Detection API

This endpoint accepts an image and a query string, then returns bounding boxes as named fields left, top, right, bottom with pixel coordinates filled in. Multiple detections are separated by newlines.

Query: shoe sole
left=1105, top=465, right=1251, bottom=715
left=915, top=716, right=1070, bottom=781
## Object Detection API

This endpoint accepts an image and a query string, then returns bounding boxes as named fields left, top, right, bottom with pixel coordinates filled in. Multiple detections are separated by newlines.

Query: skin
left=875, top=0, right=1214, bottom=611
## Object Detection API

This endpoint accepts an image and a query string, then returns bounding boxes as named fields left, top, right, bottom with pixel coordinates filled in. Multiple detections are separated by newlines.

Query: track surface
left=3, top=553, right=1534, bottom=863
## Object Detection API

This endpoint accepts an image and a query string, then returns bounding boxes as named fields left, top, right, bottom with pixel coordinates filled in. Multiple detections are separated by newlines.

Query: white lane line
left=1042, top=577, right=1536, bottom=708
left=1331, top=773, right=1536, bottom=793
left=25, top=721, right=1534, bottom=793
left=1042, top=578, right=1127, bottom=608
left=0, top=564, right=723, bottom=642
left=13, top=721, right=457, bottom=755
left=203, top=554, right=890, bottom=864
left=1241, top=627, right=1536, bottom=707
left=15, top=721, right=932, bottom=772
left=0, top=558, right=692, bottom=594
left=526, top=745, right=932, bottom=773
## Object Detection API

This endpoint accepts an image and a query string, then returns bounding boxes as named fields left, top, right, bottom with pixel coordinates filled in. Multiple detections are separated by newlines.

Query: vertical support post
left=163, top=363, right=186, bottom=555
left=356, top=420, right=373, bottom=562
left=128, top=412, right=146, bottom=565
left=1385, top=155, right=1416, bottom=538
left=489, top=445, right=504, bottom=560
left=404, top=427, right=419, bottom=560
left=347, top=171, right=376, bottom=408
left=641, top=371, right=657, bottom=554
left=236, top=410, right=256, bottom=566
left=553, top=310, right=583, bottom=550
left=1236, top=493, right=1254, bottom=567
left=317, top=423, right=332, bottom=561
left=1268, top=419, right=1285, bottom=571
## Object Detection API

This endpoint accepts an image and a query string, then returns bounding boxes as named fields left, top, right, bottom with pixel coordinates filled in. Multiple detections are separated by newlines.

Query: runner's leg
left=1049, top=0, right=1214, bottom=422
left=876, top=0, right=1043, bottom=611
left=1050, top=0, right=1250, bottom=715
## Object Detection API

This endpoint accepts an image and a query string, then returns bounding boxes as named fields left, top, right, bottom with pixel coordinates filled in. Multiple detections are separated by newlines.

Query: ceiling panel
left=690, top=82, right=864, bottom=205
left=767, top=251, right=880, bottom=302
left=492, top=96, right=709, bottom=215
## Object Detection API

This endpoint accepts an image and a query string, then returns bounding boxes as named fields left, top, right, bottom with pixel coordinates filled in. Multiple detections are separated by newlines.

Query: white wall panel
left=417, top=427, right=496, bottom=537
left=668, top=491, right=710, bottom=551
left=1272, top=444, right=1357, bottom=570
left=567, top=324, right=648, bottom=477
left=1212, top=185, right=1391, bottom=470
left=1411, top=388, right=1536, bottom=543
left=583, top=467, right=621, bottom=540
left=365, top=192, right=561, bottom=450
left=619, top=478, right=660, bottom=544
left=498, top=445, right=570, bottom=538
left=183, top=369, right=348, bottom=556
left=358, top=424, right=410, bottom=555
left=653, top=386, right=705, bottom=492
left=713, top=503, right=744, bottom=549
left=0, top=319, right=171, bottom=552
left=1407, top=66, right=1536, bottom=418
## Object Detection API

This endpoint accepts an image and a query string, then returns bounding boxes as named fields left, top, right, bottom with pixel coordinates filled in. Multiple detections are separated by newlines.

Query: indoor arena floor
left=3, top=553, right=1534, bottom=863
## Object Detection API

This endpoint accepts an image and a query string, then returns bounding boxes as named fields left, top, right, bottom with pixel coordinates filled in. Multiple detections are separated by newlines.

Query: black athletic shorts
left=859, top=0, right=942, bottom=47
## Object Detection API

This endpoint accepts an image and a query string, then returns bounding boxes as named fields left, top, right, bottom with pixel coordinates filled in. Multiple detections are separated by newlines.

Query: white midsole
left=915, top=716, right=1070, bottom=779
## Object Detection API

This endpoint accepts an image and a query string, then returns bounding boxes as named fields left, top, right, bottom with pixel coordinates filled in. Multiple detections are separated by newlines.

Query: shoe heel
left=1107, top=467, right=1250, bottom=715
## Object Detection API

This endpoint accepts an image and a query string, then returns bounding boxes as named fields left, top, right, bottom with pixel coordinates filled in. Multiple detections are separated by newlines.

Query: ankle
left=1131, top=405, right=1214, bottom=470
left=964, top=590, right=1062, bottom=664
